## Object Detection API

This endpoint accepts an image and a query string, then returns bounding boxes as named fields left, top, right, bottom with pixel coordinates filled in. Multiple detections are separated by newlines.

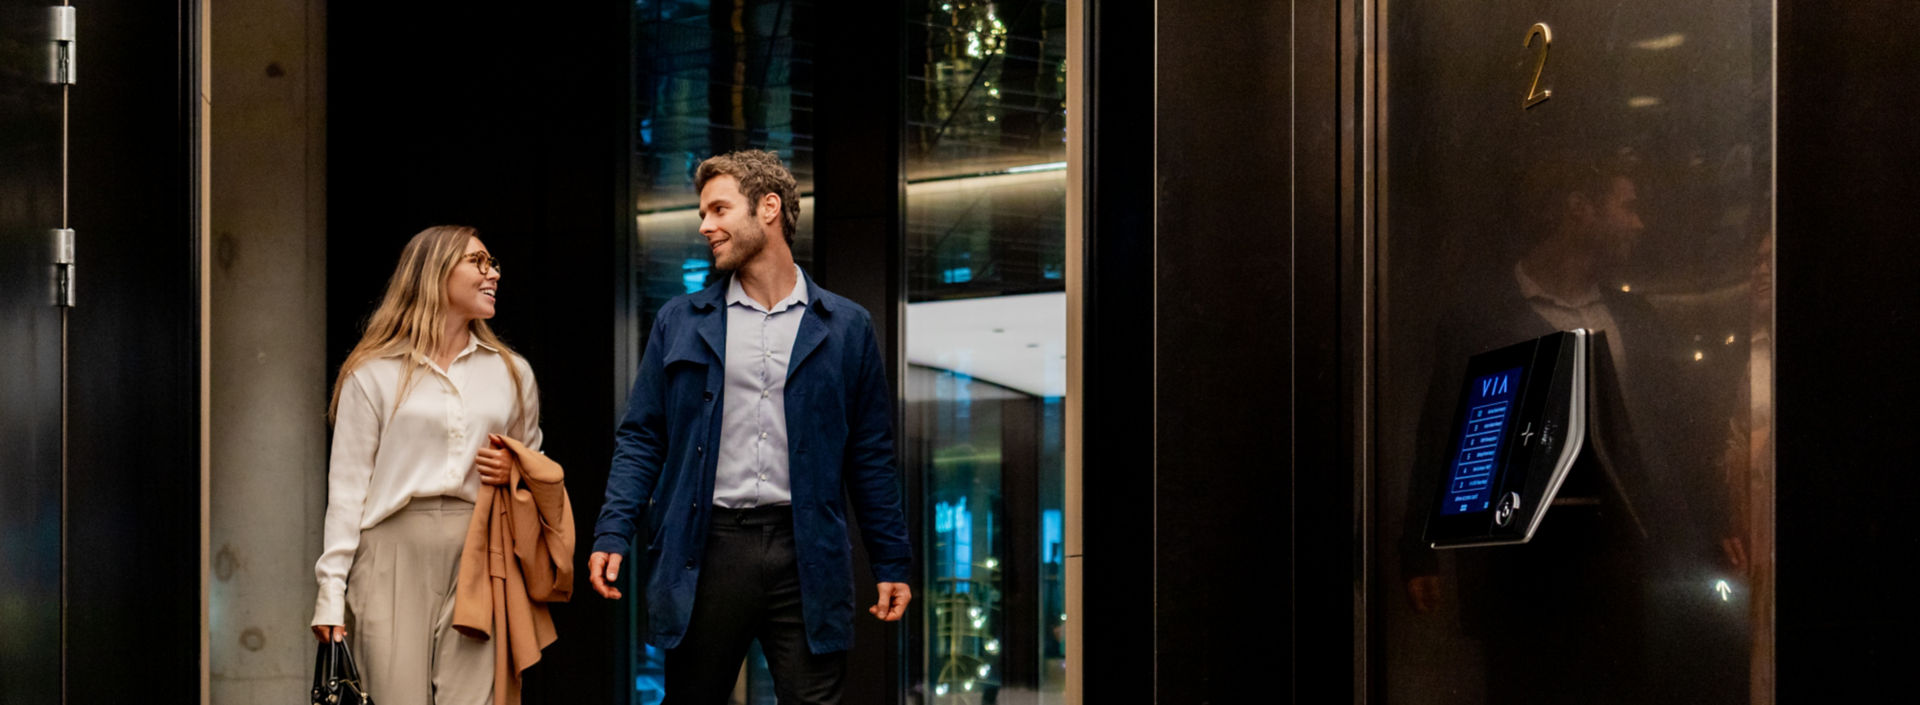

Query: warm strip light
left=1003, top=161, right=1068, bottom=174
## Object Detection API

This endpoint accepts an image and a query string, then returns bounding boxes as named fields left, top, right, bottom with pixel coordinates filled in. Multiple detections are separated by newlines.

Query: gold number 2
left=1524, top=22, right=1553, bottom=109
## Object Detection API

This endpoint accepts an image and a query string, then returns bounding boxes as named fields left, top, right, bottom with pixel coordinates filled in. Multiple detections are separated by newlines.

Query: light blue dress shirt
left=713, top=265, right=809, bottom=508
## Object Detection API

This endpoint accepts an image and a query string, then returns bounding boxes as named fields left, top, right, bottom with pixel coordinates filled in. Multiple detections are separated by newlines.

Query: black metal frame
left=1075, top=0, right=1158, bottom=702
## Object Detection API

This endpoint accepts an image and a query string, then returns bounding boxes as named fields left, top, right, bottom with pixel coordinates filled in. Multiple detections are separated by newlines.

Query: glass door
left=0, top=2, right=71, bottom=700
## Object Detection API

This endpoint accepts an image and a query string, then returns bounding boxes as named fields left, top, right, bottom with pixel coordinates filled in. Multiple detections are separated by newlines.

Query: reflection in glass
left=1377, top=3, right=1773, bottom=704
left=627, top=2, right=813, bottom=702
left=908, top=1, right=1068, bottom=183
left=920, top=370, right=1010, bottom=700
left=906, top=2, right=1068, bottom=703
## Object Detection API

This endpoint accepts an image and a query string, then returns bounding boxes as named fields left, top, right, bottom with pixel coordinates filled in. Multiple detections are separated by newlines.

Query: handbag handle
left=333, top=638, right=360, bottom=683
left=310, top=639, right=330, bottom=704
left=312, top=637, right=376, bottom=705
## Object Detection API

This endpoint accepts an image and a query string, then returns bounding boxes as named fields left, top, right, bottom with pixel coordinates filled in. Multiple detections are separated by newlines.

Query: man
left=589, top=150, right=912, bottom=705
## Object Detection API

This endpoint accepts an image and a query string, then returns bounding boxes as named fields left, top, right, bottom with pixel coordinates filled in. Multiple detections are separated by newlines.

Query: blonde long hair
left=328, top=225, right=529, bottom=427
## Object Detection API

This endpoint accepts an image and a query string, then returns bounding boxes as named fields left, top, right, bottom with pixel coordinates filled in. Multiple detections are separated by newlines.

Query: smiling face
left=444, top=236, right=499, bottom=322
left=698, top=174, right=775, bottom=271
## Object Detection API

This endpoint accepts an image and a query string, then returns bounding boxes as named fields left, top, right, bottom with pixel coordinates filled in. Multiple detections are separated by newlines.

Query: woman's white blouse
left=311, top=339, right=542, bottom=626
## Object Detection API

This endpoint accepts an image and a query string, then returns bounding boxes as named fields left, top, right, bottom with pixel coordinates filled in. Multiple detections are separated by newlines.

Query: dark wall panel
left=1776, top=1, right=1920, bottom=700
left=1152, top=2, right=1296, bottom=703
left=328, top=2, right=629, bottom=702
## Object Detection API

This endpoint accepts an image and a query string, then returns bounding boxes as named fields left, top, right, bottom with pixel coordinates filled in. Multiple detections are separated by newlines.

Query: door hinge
left=49, top=6, right=76, bottom=85
left=52, top=228, right=75, bottom=308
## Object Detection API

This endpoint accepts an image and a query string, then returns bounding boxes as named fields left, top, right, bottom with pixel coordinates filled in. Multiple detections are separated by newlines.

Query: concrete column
left=209, top=1, right=327, bottom=702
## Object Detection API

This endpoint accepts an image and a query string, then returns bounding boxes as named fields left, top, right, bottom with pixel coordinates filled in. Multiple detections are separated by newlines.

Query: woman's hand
left=312, top=624, right=347, bottom=643
left=475, top=437, right=513, bottom=486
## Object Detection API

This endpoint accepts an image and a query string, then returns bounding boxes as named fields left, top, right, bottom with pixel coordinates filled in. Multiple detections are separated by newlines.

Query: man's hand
left=589, top=551, right=624, bottom=600
left=311, top=624, right=347, bottom=643
left=474, top=438, right=512, bottom=487
left=1406, top=575, right=1441, bottom=614
left=870, top=582, right=911, bottom=622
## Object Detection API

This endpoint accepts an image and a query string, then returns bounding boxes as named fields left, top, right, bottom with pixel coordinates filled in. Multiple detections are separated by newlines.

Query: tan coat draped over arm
left=452, top=435, right=575, bottom=705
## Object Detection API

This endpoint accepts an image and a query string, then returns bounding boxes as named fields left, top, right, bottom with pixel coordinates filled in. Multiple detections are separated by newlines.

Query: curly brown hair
left=695, top=150, right=801, bottom=244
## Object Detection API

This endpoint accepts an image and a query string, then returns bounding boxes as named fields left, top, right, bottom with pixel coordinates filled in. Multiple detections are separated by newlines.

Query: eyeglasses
left=464, top=251, right=500, bottom=275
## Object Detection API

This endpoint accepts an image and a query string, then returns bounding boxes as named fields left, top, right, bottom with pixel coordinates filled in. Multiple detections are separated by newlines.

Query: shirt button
left=761, top=432, right=768, bottom=439
left=762, top=390, right=770, bottom=399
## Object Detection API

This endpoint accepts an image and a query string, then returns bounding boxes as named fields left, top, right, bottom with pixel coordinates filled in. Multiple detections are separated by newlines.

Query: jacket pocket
left=662, top=358, right=708, bottom=419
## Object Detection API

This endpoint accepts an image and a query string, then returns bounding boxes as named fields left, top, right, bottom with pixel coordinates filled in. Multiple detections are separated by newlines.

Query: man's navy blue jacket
left=593, top=269, right=911, bottom=654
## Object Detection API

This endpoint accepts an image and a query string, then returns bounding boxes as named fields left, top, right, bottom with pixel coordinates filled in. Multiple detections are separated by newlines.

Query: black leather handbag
left=310, top=638, right=375, bottom=705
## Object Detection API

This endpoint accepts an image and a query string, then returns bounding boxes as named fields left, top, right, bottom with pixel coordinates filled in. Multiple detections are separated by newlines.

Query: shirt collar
left=1514, top=260, right=1601, bottom=309
left=408, top=334, right=494, bottom=368
left=726, top=263, right=810, bottom=313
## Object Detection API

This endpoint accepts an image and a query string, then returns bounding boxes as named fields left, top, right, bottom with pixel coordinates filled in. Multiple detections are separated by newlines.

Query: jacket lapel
left=691, top=278, right=728, bottom=364
left=788, top=309, right=829, bottom=381
left=787, top=268, right=833, bottom=380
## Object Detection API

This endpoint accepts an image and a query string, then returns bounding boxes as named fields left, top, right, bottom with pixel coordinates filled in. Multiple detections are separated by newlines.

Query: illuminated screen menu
left=1441, top=366, right=1524, bottom=515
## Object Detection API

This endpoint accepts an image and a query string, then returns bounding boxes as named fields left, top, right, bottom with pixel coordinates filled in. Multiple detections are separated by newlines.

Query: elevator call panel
left=1424, top=330, right=1588, bottom=548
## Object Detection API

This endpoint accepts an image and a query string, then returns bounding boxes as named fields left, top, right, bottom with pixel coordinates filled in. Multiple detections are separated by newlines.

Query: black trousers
left=665, top=505, right=847, bottom=705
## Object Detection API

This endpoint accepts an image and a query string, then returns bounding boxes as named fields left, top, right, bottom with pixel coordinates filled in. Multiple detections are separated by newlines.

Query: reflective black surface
left=1377, top=2, right=1774, bottom=702
left=0, top=2, right=66, bottom=700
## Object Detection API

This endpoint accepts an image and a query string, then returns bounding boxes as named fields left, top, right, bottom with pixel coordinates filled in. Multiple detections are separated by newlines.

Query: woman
left=311, top=225, right=541, bottom=705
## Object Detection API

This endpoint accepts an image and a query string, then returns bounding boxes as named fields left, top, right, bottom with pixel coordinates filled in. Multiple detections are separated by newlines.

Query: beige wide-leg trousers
left=346, top=496, right=493, bottom=705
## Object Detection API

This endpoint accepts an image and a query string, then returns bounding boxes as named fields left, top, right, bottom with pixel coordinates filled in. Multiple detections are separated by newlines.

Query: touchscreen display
left=1441, top=366, right=1524, bottom=515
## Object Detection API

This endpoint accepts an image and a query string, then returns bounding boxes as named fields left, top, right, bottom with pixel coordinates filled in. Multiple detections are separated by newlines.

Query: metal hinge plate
left=50, top=6, right=76, bottom=85
left=52, top=228, right=75, bottom=307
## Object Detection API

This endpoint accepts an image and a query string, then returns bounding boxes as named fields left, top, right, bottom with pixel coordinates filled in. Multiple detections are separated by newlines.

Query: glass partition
left=905, top=1, right=1069, bottom=703
left=623, top=3, right=1072, bottom=702
left=627, top=2, right=815, bottom=702
left=1374, top=2, right=1774, bottom=703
